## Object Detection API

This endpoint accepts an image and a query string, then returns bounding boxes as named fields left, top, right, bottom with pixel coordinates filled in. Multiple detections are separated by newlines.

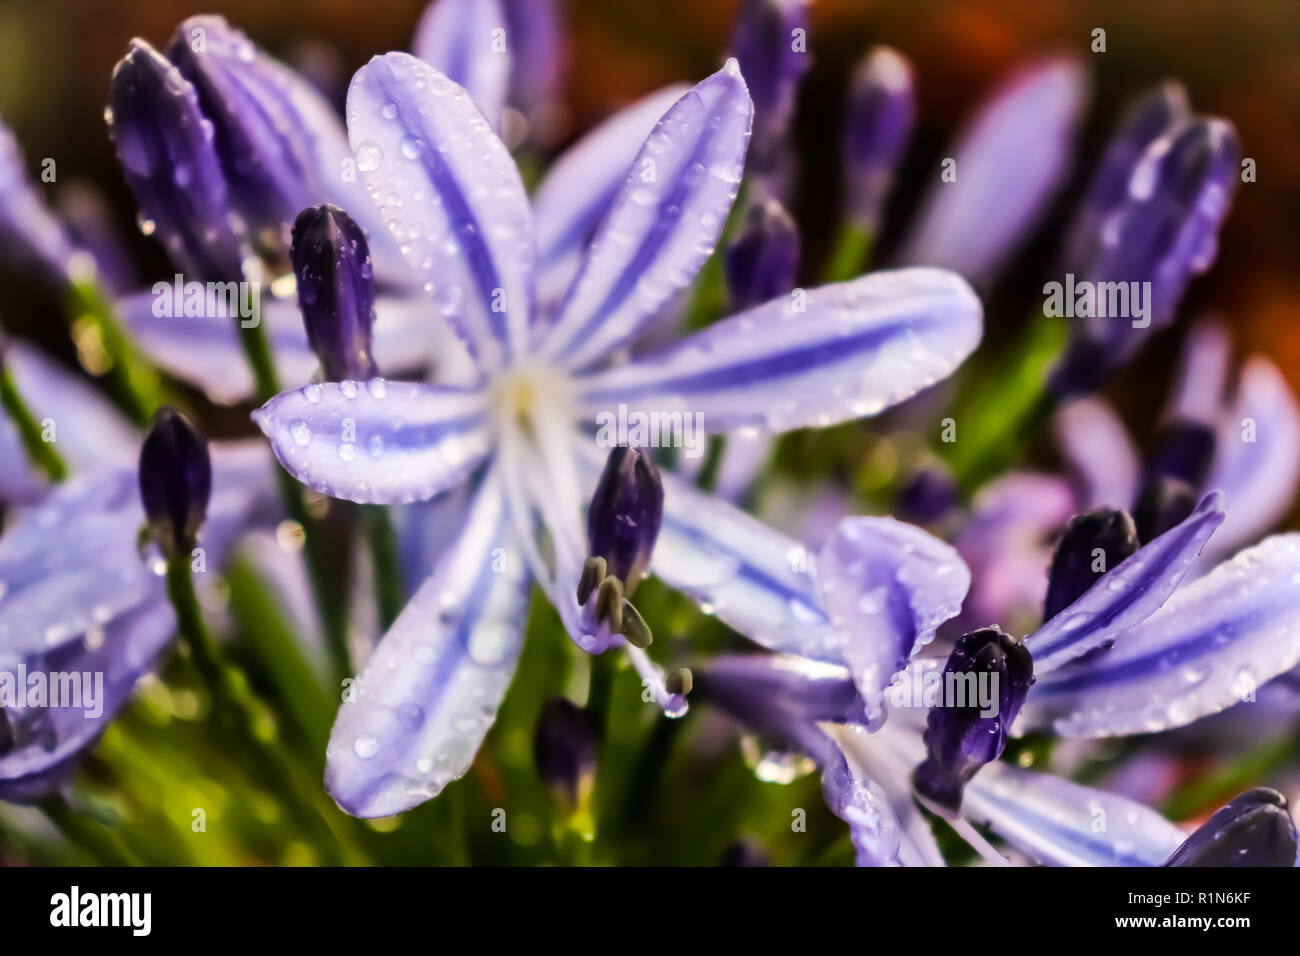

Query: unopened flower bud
left=138, top=407, right=212, bottom=558
left=291, top=204, right=378, bottom=381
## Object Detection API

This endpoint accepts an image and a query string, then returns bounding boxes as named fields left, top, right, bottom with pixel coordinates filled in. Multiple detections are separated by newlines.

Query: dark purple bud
left=1049, top=117, right=1240, bottom=399
left=138, top=407, right=212, bottom=558
left=913, top=627, right=1034, bottom=815
left=1164, top=788, right=1298, bottom=867
left=1059, top=82, right=1190, bottom=273
left=533, top=698, right=598, bottom=812
left=166, top=16, right=335, bottom=261
left=1044, top=508, right=1139, bottom=620
left=842, top=46, right=915, bottom=229
left=1134, top=475, right=1199, bottom=543
left=724, top=199, right=800, bottom=311
left=107, top=39, right=245, bottom=282
left=586, top=446, right=664, bottom=592
left=730, top=0, right=810, bottom=168
left=291, top=204, right=378, bottom=381
left=720, top=839, right=771, bottom=866
left=0, top=120, right=79, bottom=287
left=896, top=463, right=958, bottom=526
left=1145, top=419, right=1217, bottom=489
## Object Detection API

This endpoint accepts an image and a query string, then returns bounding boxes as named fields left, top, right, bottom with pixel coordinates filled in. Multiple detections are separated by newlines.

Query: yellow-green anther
left=577, top=555, right=606, bottom=606
left=620, top=600, right=653, bottom=649
left=595, top=576, right=623, bottom=633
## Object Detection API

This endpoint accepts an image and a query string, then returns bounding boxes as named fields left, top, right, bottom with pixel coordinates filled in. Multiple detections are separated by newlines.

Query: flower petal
left=539, top=61, right=752, bottom=370
left=646, top=463, right=843, bottom=661
left=0, top=598, right=176, bottom=797
left=1054, top=397, right=1140, bottom=510
left=120, top=289, right=472, bottom=403
left=0, top=470, right=157, bottom=659
left=532, top=85, right=688, bottom=313
left=1022, top=533, right=1300, bottom=736
left=963, top=763, right=1186, bottom=866
left=252, top=379, right=492, bottom=504
left=818, top=517, right=969, bottom=720
left=324, top=470, right=530, bottom=817
left=347, top=52, right=536, bottom=369
left=1025, top=491, right=1224, bottom=672
left=1204, top=356, right=1300, bottom=558
left=576, top=268, right=981, bottom=434
left=412, top=0, right=511, bottom=132
left=897, top=58, right=1088, bottom=284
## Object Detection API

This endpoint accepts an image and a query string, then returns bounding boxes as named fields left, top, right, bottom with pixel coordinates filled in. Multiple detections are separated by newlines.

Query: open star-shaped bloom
left=252, top=51, right=982, bottom=817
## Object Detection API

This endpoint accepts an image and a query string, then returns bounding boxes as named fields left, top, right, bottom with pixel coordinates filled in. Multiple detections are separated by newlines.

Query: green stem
left=0, top=366, right=67, bottom=481
left=360, top=504, right=404, bottom=633
left=37, top=793, right=137, bottom=866
left=63, top=278, right=163, bottom=424
left=164, top=554, right=361, bottom=864
left=941, top=310, right=1067, bottom=492
left=694, top=435, right=726, bottom=493
left=822, top=221, right=875, bottom=283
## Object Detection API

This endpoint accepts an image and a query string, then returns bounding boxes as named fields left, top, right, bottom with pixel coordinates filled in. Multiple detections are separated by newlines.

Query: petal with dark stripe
left=818, top=517, right=969, bottom=719
left=540, top=61, right=752, bottom=370
left=324, top=472, right=530, bottom=817
left=532, top=85, right=688, bottom=312
left=252, top=379, right=491, bottom=504
left=576, top=268, right=981, bottom=434
left=347, top=52, right=535, bottom=369
left=963, top=763, right=1186, bottom=866
left=412, top=0, right=510, bottom=132
left=1022, top=533, right=1300, bottom=736
left=1026, top=491, right=1224, bottom=672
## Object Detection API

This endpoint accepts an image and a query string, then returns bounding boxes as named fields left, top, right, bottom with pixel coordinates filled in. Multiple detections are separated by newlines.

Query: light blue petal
left=325, top=470, right=530, bottom=817
left=120, top=289, right=472, bottom=404
left=1026, top=491, right=1224, bottom=673
left=0, top=470, right=156, bottom=658
left=539, top=61, right=752, bottom=370
left=819, top=516, right=970, bottom=720
left=963, top=763, right=1186, bottom=866
left=643, top=462, right=843, bottom=661
left=576, top=268, right=981, bottom=434
left=1053, top=397, right=1139, bottom=511
left=897, top=58, right=1088, bottom=283
left=532, top=85, right=689, bottom=313
left=1023, top=533, right=1300, bottom=736
left=347, top=52, right=536, bottom=370
left=0, top=598, right=176, bottom=795
left=412, top=0, right=511, bottom=132
left=252, top=379, right=491, bottom=504
left=1204, top=356, right=1300, bottom=559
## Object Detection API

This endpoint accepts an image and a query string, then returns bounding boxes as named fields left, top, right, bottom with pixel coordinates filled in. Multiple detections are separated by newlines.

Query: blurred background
left=1, top=0, right=1299, bottom=865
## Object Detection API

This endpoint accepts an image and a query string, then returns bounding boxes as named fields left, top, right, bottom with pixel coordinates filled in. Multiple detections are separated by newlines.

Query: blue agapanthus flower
left=251, top=51, right=981, bottom=817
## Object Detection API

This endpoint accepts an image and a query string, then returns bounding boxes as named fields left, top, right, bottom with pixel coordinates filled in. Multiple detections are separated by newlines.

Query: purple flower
left=1043, top=508, right=1139, bottom=620
left=291, top=204, right=379, bottom=382
left=724, top=198, right=800, bottom=312
left=0, top=119, right=81, bottom=287
left=842, top=46, right=915, bottom=231
left=729, top=0, right=810, bottom=173
left=138, top=407, right=213, bottom=559
left=585, top=447, right=663, bottom=592
left=1050, top=116, right=1240, bottom=397
left=107, top=39, right=246, bottom=282
left=1163, top=788, right=1298, bottom=867
left=533, top=697, right=598, bottom=813
left=252, top=52, right=983, bottom=817
left=913, top=627, right=1034, bottom=815
left=898, top=57, right=1089, bottom=284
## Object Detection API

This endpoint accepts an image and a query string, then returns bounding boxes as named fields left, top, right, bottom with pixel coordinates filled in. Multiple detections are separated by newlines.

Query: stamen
left=951, top=817, right=1011, bottom=867
left=625, top=644, right=688, bottom=718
